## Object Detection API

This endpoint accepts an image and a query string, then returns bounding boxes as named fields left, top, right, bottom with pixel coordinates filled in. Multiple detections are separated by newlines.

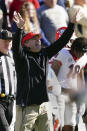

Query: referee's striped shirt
left=0, top=51, right=17, bottom=96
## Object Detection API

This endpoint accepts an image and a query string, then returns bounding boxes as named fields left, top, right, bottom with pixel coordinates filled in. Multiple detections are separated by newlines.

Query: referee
left=0, top=29, right=17, bottom=131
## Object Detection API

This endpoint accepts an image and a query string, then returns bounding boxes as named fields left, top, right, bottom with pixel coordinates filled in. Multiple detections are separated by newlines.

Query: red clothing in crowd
left=9, top=0, right=40, bottom=22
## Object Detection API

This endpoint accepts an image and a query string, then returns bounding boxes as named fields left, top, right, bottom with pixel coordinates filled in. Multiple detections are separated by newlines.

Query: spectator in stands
left=19, top=1, right=40, bottom=33
left=68, top=0, right=87, bottom=38
left=37, top=0, right=69, bottom=43
left=9, top=0, right=40, bottom=23
left=14, top=1, right=50, bottom=47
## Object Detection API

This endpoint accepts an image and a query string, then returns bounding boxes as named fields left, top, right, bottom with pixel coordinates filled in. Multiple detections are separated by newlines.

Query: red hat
left=56, top=27, right=67, bottom=40
left=22, top=32, right=42, bottom=45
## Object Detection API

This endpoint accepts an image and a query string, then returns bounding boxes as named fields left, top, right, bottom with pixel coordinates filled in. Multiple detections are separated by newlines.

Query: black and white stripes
left=0, top=52, right=17, bottom=96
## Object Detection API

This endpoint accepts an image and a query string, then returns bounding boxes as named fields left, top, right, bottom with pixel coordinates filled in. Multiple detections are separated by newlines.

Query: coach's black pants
left=0, top=100, right=13, bottom=131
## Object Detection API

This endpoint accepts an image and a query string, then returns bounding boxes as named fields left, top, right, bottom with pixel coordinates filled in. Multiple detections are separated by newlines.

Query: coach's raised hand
left=13, top=11, right=25, bottom=29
